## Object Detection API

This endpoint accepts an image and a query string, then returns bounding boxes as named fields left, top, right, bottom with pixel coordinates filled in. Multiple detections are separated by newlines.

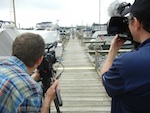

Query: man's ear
left=134, top=17, right=141, bottom=30
left=37, top=56, right=43, bottom=66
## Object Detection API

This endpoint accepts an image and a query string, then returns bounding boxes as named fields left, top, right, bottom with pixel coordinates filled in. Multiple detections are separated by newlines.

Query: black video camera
left=38, top=43, right=57, bottom=73
left=107, top=16, right=140, bottom=49
left=38, top=41, right=63, bottom=113
left=38, top=42, right=57, bottom=93
left=107, top=2, right=132, bottom=41
left=107, top=2, right=141, bottom=49
left=107, top=16, right=133, bottom=41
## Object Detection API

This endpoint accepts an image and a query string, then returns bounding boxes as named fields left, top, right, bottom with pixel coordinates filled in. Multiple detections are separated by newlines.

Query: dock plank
left=53, top=38, right=111, bottom=113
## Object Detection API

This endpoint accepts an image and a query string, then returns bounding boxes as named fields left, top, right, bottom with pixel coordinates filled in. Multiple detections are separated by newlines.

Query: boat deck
left=51, top=37, right=111, bottom=113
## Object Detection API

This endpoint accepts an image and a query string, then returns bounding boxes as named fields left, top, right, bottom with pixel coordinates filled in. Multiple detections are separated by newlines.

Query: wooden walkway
left=51, top=37, right=111, bottom=113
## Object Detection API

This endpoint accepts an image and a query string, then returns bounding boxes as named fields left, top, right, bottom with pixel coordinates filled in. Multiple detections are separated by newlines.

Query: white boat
left=0, top=28, right=20, bottom=56
left=0, top=20, right=15, bottom=29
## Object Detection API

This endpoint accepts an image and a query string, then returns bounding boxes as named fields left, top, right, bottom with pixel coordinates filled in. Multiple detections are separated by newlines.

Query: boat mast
left=12, top=0, right=16, bottom=27
left=99, top=0, right=101, bottom=24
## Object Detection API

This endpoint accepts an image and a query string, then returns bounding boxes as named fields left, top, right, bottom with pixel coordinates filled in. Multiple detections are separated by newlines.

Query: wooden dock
left=51, top=37, right=111, bottom=113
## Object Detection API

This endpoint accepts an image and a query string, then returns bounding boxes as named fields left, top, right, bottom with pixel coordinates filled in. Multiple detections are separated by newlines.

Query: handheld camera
left=38, top=41, right=63, bottom=113
left=107, top=2, right=140, bottom=48
left=107, top=16, right=133, bottom=41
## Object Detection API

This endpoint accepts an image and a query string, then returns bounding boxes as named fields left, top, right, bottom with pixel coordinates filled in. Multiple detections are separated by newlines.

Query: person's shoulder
left=115, top=50, right=135, bottom=61
left=0, top=74, right=12, bottom=89
left=113, top=50, right=138, bottom=68
left=13, top=73, right=42, bottom=98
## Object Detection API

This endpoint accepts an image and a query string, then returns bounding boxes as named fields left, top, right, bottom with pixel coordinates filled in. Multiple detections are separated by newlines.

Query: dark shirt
left=102, top=38, right=150, bottom=113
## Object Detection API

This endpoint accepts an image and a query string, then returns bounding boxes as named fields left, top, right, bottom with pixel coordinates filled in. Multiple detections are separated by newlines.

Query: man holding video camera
left=0, top=32, right=60, bottom=113
left=101, top=0, right=150, bottom=113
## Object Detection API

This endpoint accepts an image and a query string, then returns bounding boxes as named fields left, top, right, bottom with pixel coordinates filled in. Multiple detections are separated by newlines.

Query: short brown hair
left=12, top=32, right=45, bottom=67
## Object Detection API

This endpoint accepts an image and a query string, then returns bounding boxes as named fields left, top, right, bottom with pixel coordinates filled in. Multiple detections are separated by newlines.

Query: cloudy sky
left=0, top=0, right=134, bottom=28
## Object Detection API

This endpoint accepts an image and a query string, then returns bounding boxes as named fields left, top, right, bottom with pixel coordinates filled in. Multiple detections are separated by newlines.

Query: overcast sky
left=0, top=0, right=134, bottom=28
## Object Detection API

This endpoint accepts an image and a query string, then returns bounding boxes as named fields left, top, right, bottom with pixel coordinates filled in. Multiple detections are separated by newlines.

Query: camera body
left=107, top=16, right=133, bottom=41
left=38, top=41, right=58, bottom=73
left=38, top=42, right=57, bottom=93
left=107, top=2, right=133, bottom=41
left=38, top=50, right=56, bottom=73
left=38, top=51, right=56, bottom=97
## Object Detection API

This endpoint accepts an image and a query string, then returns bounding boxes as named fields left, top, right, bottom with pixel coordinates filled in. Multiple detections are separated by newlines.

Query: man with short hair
left=101, top=0, right=150, bottom=113
left=0, top=32, right=60, bottom=113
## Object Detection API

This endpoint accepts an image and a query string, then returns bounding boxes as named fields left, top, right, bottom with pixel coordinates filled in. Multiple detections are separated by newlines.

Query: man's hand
left=101, top=34, right=126, bottom=75
left=31, top=69, right=41, bottom=81
left=46, top=80, right=60, bottom=101
left=41, top=80, right=60, bottom=113
left=110, top=34, right=126, bottom=52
